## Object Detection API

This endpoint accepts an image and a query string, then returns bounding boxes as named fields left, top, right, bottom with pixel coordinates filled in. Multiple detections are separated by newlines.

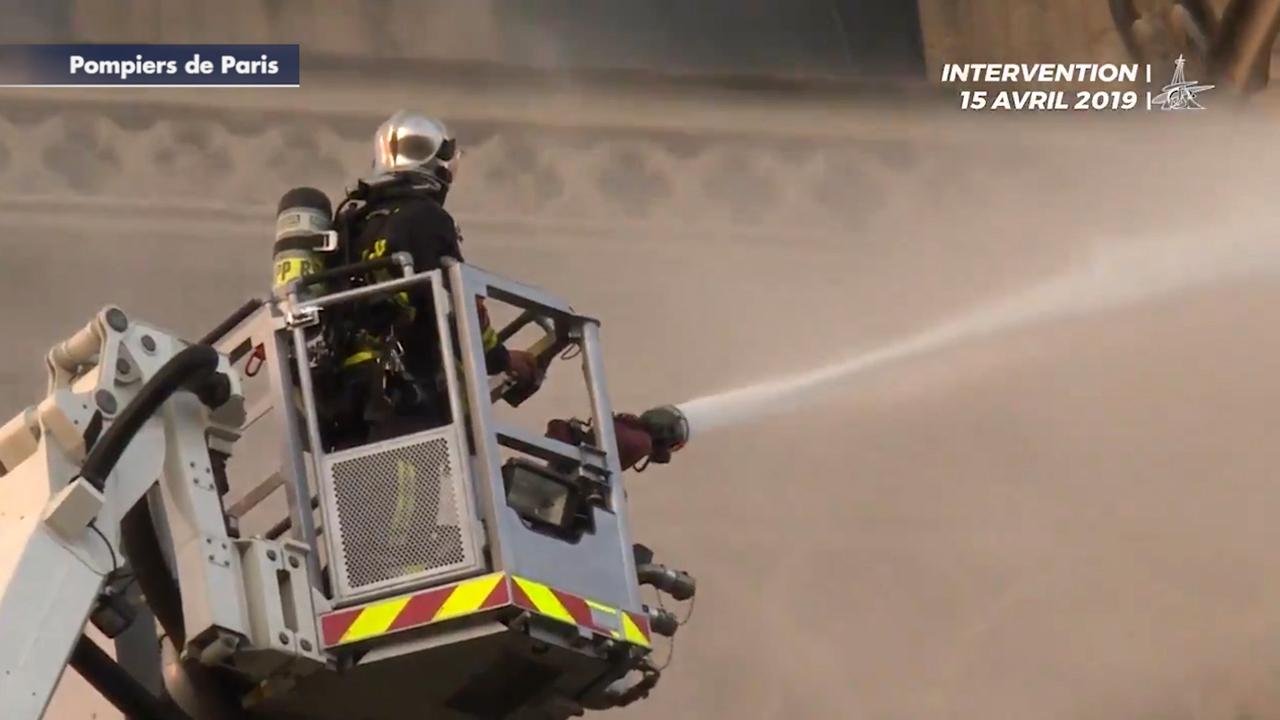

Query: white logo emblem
left=1152, top=55, right=1214, bottom=110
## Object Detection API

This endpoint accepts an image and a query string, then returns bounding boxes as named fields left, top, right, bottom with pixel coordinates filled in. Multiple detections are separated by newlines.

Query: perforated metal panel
left=321, top=427, right=482, bottom=602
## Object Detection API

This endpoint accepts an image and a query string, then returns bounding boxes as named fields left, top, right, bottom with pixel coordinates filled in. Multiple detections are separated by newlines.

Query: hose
left=120, top=501, right=186, bottom=647
left=69, top=635, right=192, bottom=720
left=80, top=345, right=224, bottom=492
left=198, top=299, right=265, bottom=346
left=292, top=255, right=411, bottom=293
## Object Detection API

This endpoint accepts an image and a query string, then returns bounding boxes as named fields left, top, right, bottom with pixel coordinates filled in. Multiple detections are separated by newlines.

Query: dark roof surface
left=4, top=0, right=925, bottom=80
left=493, top=0, right=925, bottom=78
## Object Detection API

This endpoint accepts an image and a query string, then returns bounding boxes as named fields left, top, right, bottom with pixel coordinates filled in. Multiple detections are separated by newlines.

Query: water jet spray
left=654, top=231, right=1280, bottom=443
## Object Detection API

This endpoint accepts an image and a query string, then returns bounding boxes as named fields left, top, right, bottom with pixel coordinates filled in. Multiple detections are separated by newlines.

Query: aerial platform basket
left=208, top=257, right=657, bottom=719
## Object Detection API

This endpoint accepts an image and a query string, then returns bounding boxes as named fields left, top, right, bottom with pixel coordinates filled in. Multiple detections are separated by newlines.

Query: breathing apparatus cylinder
left=273, top=187, right=336, bottom=297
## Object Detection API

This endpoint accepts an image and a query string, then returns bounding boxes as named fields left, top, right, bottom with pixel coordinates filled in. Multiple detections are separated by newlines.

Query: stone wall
left=0, top=94, right=948, bottom=248
left=0, top=0, right=1226, bottom=257
left=917, top=0, right=1130, bottom=80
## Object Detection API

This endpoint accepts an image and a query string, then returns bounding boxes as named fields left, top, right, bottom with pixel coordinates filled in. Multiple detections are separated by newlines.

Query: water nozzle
left=637, top=564, right=697, bottom=601
left=638, top=405, right=690, bottom=464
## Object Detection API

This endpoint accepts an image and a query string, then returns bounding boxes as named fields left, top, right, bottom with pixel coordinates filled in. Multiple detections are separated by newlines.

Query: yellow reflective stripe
left=362, top=238, right=388, bottom=260
left=359, top=239, right=414, bottom=314
left=621, top=612, right=651, bottom=648
left=341, top=596, right=411, bottom=644
left=397, top=292, right=417, bottom=322
left=342, top=351, right=378, bottom=368
left=513, top=577, right=574, bottom=625
left=437, top=574, right=504, bottom=620
left=482, top=327, right=499, bottom=351
left=388, top=458, right=418, bottom=548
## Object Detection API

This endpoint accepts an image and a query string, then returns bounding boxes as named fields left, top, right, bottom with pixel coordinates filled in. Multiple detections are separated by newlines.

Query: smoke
left=7, top=19, right=1280, bottom=718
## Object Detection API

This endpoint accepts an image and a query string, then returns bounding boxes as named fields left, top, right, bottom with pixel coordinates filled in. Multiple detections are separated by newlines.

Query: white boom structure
left=0, top=306, right=321, bottom=719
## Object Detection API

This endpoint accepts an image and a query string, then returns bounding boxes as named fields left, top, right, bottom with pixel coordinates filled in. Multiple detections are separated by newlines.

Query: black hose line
left=70, top=635, right=192, bottom=720
left=293, top=255, right=407, bottom=291
left=80, top=345, right=223, bottom=492
left=197, top=298, right=264, bottom=346
left=120, top=501, right=186, bottom=648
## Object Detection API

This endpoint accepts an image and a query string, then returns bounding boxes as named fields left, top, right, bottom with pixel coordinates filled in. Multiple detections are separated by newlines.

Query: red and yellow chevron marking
left=321, top=573, right=509, bottom=647
left=319, top=573, right=652, bottom=650
left=510, top=576, right=652, bottom=648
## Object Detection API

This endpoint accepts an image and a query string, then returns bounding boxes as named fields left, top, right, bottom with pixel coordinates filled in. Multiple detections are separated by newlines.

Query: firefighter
left=326, top=111, right=682, bottom=476
left=324, top=111, right=542, bottom=449
left=314, top=111, right=550, bottom=578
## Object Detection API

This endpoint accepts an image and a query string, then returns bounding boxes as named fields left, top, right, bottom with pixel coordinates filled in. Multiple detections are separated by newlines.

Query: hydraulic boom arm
left=0, top=306, right=248, bottom=719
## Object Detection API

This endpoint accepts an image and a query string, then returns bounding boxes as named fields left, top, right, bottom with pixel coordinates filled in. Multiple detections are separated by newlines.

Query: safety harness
left=318, top=179, right=442, bottom=448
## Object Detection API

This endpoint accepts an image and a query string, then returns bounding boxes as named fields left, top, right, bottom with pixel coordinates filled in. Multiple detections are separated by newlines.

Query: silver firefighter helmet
left=371, top=110, right=459, bottom=187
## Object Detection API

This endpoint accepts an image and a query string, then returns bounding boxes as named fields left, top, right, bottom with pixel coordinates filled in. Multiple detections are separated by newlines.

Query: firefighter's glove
left=505, top=349, right=543, bottom=392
